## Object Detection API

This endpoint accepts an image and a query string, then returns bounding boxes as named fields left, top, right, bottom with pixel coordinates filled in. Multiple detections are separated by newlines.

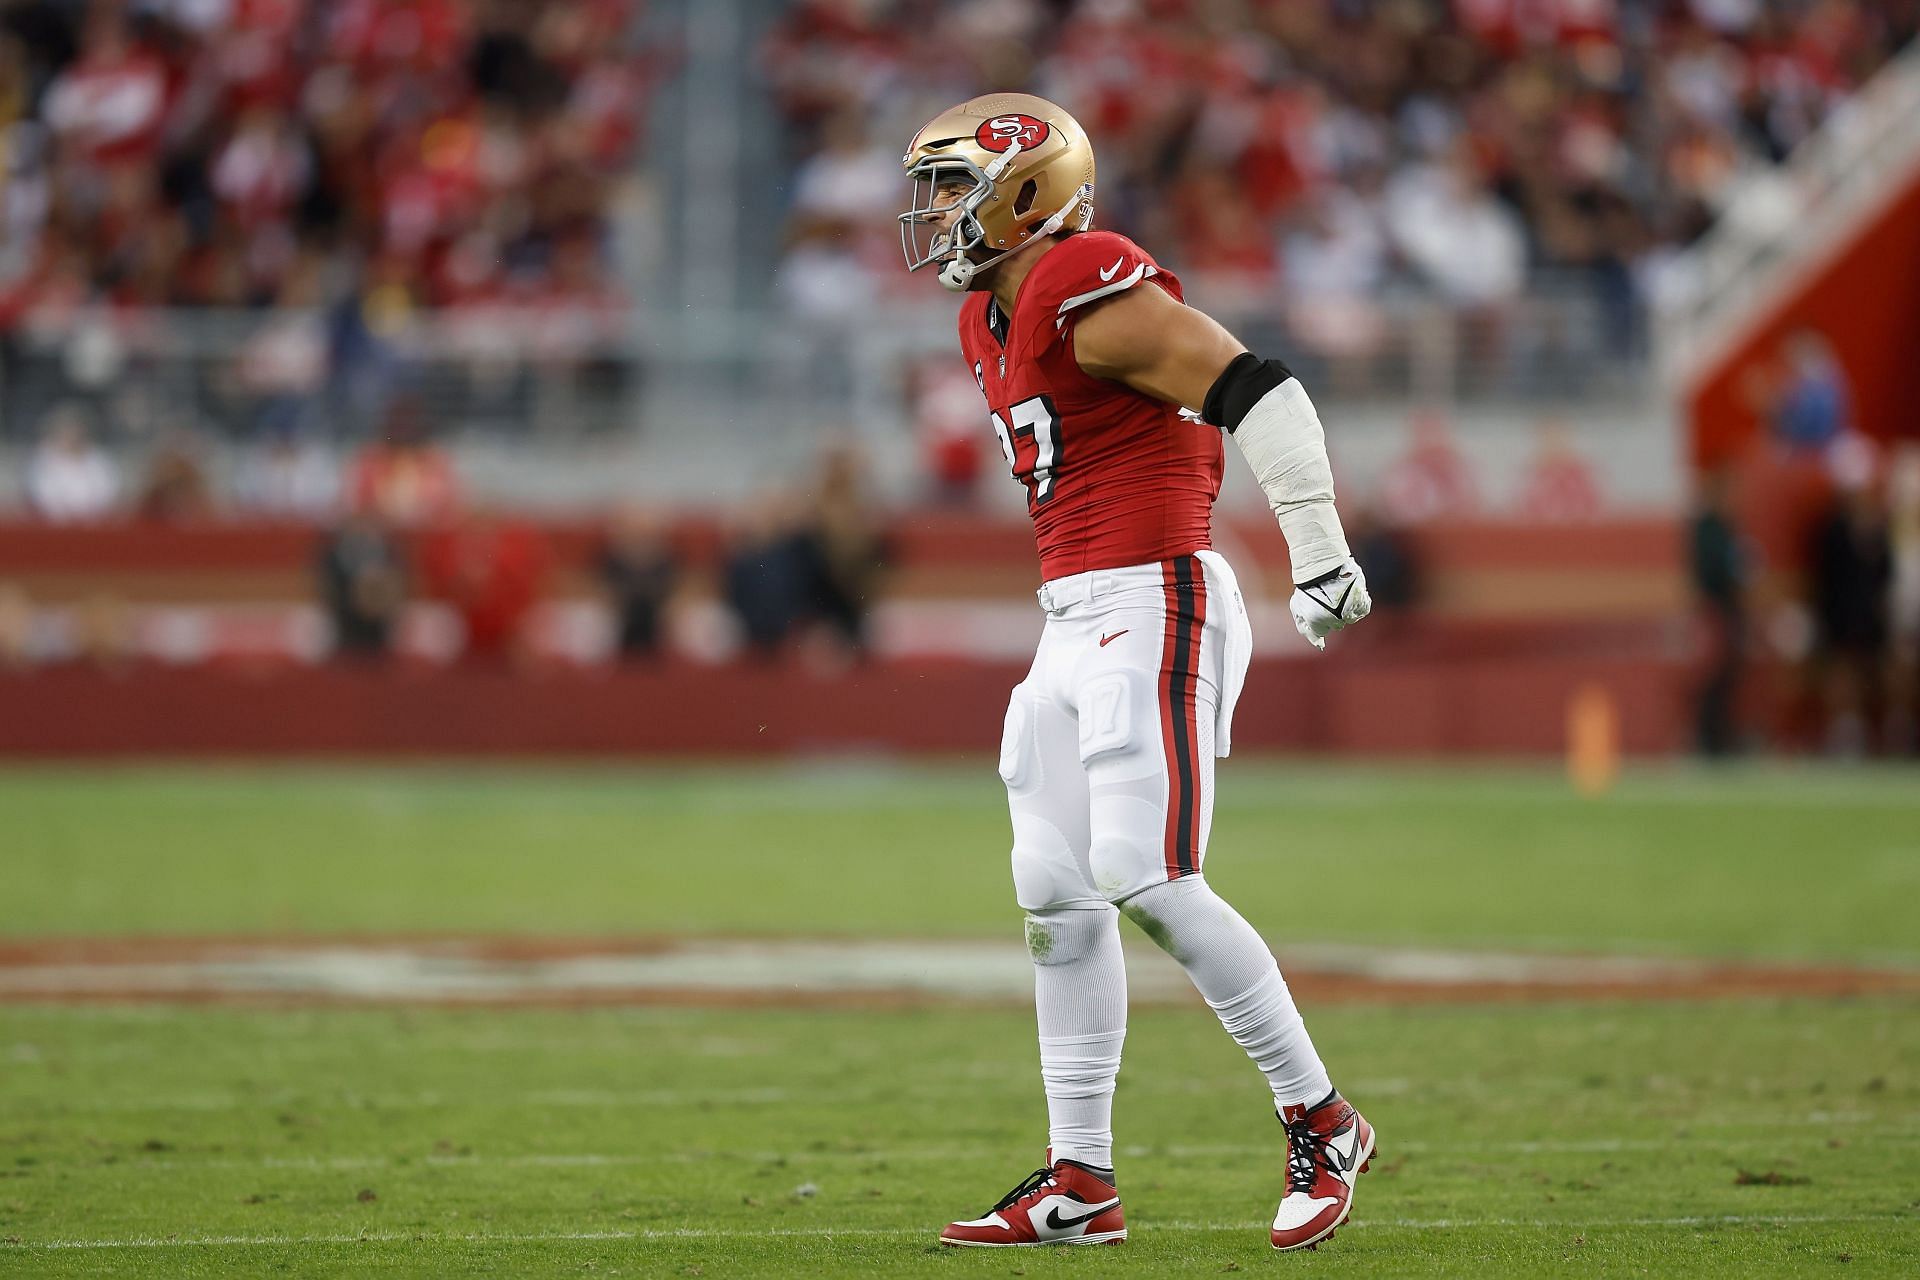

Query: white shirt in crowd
left=1386, top=161, right=1527, bottom=307
left=237, top=442, right=340, bottom=517
left=27, top=438, right=120, bottom=522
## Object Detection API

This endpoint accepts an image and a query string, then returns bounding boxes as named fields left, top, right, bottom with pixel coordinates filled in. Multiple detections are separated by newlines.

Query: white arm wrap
left=1230, top=377, right=1350, bottom=583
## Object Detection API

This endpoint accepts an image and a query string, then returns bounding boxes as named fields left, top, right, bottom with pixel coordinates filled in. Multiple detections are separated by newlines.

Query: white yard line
left=9, top=1214, right=1904, bottom=1251
left=5, top=937, right=1913, bottom=1005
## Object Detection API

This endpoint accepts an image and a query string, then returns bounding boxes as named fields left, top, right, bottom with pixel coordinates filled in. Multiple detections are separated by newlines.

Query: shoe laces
left=993, top=1167, right=1056, bottom=1212
left=1283, top=1114, right=1337, bottom=1195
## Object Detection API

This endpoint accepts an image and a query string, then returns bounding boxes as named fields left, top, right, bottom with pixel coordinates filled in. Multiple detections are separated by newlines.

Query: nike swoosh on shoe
left=1043, top=1198, right=1119, bottom=1230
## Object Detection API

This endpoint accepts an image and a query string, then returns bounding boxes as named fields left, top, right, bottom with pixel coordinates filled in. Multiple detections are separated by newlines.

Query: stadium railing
left=0, top=274, right=1646, bottom=449
left=1656, top=37, right=1920, bottom=386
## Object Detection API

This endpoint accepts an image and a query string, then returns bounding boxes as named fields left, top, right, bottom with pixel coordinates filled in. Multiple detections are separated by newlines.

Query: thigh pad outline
left=999, top=683, right=1040, bottom=794
left=1077, top=670, right=1136, bottom=764
left=1078, top=668, right=1162, bottom=786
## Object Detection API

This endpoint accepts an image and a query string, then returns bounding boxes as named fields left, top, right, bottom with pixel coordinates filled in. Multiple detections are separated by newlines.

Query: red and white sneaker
left=939, top=1158, right=1126, bottom=1247
left=1270, top=1090, right=1375, bottom=1252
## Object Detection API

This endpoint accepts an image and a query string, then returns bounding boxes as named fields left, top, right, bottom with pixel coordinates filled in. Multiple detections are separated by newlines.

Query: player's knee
left=1086, top=832, right=1160, bottom=906
left=1022, top=906, right=1116, bottom=967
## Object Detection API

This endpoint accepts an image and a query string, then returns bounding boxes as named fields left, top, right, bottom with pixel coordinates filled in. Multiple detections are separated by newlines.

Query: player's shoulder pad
left=1025, top=231, right=1179, bottom=335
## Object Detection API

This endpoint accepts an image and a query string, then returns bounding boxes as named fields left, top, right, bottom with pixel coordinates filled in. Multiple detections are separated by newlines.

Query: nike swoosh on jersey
left=1098, top=257, right=1125, bottom=281
left=1043, top=1199, right=1120, bottom=1231
left=1098, top=630, right=1128, bottom=647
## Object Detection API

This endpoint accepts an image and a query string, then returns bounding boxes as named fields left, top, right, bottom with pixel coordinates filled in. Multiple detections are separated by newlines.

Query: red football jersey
left=958, top=231, right=1224, bottom=582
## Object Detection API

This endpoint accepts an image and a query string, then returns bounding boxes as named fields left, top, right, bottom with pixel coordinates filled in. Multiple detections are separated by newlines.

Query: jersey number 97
left=989, top=394, right=1063, bottom=508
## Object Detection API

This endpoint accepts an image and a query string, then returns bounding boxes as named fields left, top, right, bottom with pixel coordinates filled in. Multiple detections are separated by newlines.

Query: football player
left=900, top=94, right=1375, bottom=1253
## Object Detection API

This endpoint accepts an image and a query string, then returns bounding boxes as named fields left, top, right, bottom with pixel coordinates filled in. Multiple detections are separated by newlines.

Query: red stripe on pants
left=1158, top=557, right=1207, bottom=880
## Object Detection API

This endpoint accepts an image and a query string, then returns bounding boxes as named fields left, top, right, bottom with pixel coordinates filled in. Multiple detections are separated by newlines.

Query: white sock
left=1121, top=876, right=1331, bottom=1107
left=1026, top=907, right=1127, bottom=1170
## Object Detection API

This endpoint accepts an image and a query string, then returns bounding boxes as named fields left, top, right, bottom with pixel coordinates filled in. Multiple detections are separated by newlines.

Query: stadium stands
left=0, top=0, right=657, bottom=444
left=2, top=0, right=649, bottom=312
left=1, top=1, right=1915, bottom=755
left=767, top=0, right=1917, bottom=363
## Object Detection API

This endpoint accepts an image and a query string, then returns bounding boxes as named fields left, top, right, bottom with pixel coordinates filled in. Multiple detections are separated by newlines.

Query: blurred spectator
left=1345, top=508, right=1421, bottom=619
left=913, top=358, right=987, bottom=507
left=1887, top=446, right=1920, bottom=754
left=26, top=407, right=118, bottom=521
left=723, top=492, right=812, bottom=658
left=1808, top=437, right=1891, bottom=755
left=1281, top=185, right=1390, bottom=378
left=790, top=109, right=899, bottom=226
left=1384, top=142, right=1526, bottom=310
left=598, top=504, right=679, bottom=659
left=1753, top=329, right=1856, bottom=455
left=71, top=592, right=134, bottom=671
left=0, top=583, right=33, bottom=670
left=346, top=399, right=463, bottom=528
left=798, top=443, right=889, bottom=656
left=775, top=214, right=877, bottom=327
left=316, top=513, right=407, bottom=660
left=1514, top=419, right=1604, bottom=521
left=1172, top=168, right=1280, bottom=288
left=134, top=433, right=216, bottom=522
left=235, top=261, right=331, bottom=438
left=1690, top=464, right=1751, bottom=757
left=237, top=428, right=339, bottom=518
left=1380, top=411, right=1480, bottom=525
left=419, top=512, right=551, bottom=664
left=41, top=7, right=167, bottom=171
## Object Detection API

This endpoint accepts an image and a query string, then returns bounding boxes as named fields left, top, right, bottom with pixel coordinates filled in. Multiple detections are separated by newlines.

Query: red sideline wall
left=0, top=656, right=1688, bottom=759
left=1687, top=164, right=1920, bottom=467
left=0, top=515, right=1692, bottom=757
left=0, top=516, right=1684, bottom=615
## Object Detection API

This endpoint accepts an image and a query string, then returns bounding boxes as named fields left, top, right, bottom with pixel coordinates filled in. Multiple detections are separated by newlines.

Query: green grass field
left=3, top=762, right=1918, bottom=1276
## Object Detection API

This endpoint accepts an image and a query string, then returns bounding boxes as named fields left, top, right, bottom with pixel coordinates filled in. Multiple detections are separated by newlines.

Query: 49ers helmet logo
left=975, top=113, right=1051, bottom=153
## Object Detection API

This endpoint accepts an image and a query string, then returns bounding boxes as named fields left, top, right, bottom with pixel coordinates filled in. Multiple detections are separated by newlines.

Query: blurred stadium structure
left=0, top=0, right=1917, bottom=758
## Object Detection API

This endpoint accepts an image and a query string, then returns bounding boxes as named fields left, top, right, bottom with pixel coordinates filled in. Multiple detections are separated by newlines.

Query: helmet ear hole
left=1013, top=179, right=1038, bottom=218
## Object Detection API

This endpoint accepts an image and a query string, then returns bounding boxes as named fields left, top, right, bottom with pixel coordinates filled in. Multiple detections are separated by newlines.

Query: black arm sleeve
left=1201, top=353, right=1294, bottom=433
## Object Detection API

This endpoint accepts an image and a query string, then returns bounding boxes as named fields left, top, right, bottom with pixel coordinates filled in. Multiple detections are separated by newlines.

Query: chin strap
left=937, top=183, right=1094, bottom=293
left=938, top=255, right=977, bottom=291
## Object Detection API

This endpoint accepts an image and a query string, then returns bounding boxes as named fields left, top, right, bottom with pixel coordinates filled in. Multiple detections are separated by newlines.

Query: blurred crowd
left=16, top=396, right=428, bottom=521
left=768, top=0, right=1918, bottom=364
left=0, top=425, right=891, bottom=672
left=1689, top=333, right=1920, bottom=757
left=0, top=0, right=655, bottom=442
left=1, top=0, right=649, bottom=313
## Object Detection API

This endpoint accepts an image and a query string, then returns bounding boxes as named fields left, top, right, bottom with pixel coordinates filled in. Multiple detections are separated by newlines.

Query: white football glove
left=1288, top=557, right=1371, bottom=652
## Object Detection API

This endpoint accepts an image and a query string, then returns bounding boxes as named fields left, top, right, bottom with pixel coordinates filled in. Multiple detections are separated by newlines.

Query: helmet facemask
left=899, top=154, right=998, bottom=291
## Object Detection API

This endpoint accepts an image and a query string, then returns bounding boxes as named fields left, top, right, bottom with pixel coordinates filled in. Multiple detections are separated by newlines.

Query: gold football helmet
left=899, top=93, right=1096, bottom=291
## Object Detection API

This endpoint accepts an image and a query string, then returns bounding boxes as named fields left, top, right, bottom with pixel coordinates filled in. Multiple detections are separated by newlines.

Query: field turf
left=2, top=762, right=1918, bottom=1276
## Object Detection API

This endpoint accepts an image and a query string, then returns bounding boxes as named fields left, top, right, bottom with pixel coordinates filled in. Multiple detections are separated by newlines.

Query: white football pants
left=1000, top=550, right=1251, bottom=909
left=1004, top=552, right=1331, bottom=1167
